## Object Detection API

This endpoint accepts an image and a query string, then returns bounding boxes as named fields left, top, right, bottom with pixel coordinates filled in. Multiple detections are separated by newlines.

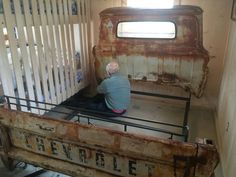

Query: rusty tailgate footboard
left=0, top=107, right=218, bottom=177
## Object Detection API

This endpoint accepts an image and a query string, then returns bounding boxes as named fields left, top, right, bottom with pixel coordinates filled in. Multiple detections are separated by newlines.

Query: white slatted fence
left=0, top=0, right=91, bottom=114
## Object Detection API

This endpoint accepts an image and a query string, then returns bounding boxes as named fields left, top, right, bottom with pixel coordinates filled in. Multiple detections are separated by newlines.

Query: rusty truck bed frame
left=0, top=5, right=218, bottom=177
left=3, top=93, right=189, bottom=142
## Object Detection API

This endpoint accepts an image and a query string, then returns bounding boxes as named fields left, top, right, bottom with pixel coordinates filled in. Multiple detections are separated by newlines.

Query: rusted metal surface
left=0, top=125, right=15, bottom=170
left=94, top=6, right=209, bottom=97
left=0, top=107, right=218, bottom=176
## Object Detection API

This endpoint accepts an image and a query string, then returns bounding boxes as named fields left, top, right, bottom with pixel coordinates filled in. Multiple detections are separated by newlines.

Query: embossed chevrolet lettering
left=11, top=129, right=156, bottom=176
left=0, top=108, right=219, bottom=177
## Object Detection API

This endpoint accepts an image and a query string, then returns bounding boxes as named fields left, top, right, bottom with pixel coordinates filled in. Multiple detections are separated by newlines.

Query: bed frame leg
left=183, top=92, right=191, bottom=141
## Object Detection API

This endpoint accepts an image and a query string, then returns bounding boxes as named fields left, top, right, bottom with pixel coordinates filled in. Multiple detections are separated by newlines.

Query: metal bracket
left=173, top=155, right=207, bottom=177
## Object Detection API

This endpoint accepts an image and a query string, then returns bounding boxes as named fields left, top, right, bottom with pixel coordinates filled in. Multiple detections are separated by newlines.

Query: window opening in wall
left=117, top=21, right=176, bottom=39
left=127, top=0, right=174, bottom=9
left=124, top=0, right=175, bottom=40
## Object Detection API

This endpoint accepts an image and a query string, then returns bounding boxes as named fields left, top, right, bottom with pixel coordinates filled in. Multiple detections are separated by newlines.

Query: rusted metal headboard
left=94, top=6, right=209, bottom=97
left=0, top=107, right=218, bottom=177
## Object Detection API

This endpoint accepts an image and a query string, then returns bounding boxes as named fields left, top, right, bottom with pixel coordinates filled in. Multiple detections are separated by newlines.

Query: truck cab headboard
left=94, top=6, right=209, bottom=97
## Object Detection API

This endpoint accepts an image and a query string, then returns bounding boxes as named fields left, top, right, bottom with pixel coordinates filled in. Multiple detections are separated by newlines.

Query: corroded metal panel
left=0, top=108, right=218, bottom=177
left=94, top=6, right=209, bottom=97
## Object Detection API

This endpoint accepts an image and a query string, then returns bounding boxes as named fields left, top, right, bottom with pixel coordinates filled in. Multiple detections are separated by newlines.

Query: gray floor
left=129, top=94, right=217, bottom=143
left=0, top=94, right=222, bottom=177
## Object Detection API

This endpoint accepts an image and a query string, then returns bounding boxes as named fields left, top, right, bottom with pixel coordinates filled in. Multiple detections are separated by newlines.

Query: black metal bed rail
left=131, top=90, right=190, bottom=101
left=131, top=90, right=191, bottom=141
left=3, top=95, right=189, bottom=141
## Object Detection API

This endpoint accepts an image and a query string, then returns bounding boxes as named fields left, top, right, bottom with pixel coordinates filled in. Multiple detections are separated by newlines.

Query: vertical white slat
left=58, top=0, right=71, bottom=98
left=127, top=56, right=134, bottom=80
left=79, top=0, right=88, bottom=86
left=85, top=0, right=93, bottom=86
left=63, top=0, right=76, bottom=95
left=2, top=0, right=27, bottom=111
left=179, top=60, right=192, bottom=83
left=38, top=0, right=57, bottom=105
left=22, top=0, right=44, bottom=114
left=76, top=0, right=86, bottom=88
left=13, top=0, right=38, bottom=114
left=191, top=59, right=203, bottom=90
left=51, top=0, right=66, bottom=101
left=45, top=0, right=62, bottom=104
left=158, top=58, right=164, bottom=76
left=68, top=0, right=79, bottom=92
left=146, top=57, right=158, bottom=81
left=133, top=56, right=147, bottom=80
left=163, top=57, right=175, bottom=75
left=0, top=15, right=16, bottom=110
left=117, top=55, right=128, bottom=76
left=31, top=0, right=51, bottom=107
left=81, top=0, right=89, bottom=85
left=174, top=57, right=181, bottom=80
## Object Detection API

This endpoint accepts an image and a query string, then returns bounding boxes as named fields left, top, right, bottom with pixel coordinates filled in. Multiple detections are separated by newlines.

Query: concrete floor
left=0, top=94, right=222, bottom=177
